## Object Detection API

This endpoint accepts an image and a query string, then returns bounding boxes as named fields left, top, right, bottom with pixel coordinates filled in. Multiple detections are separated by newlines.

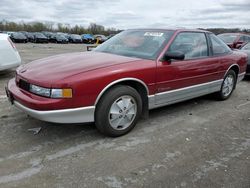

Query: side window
left=168, top=32, right=208, bottom=60
left=239, top=36, right=249, bottom=42
left=239, top=36, right=245, bottom=42
left=209, top=34, right=231, bottom=56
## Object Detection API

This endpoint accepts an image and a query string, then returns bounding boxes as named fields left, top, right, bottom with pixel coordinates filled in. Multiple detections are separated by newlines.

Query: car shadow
left=243, top=76, right=250, bottom=81
left=0, top=70, right=15, bottom=78
left=26, top=119, right=100, bottom=139
left=2, top=92, right=226, bottom=159
left=148, top=94, right=217, bottom=119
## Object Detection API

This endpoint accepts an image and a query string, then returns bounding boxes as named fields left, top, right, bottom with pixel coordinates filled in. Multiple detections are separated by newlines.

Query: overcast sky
left=0, top=0, right=249, bottom=29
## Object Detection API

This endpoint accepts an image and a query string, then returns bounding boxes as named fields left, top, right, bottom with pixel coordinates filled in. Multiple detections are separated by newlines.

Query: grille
left=19, top=79, right=30, bottom=91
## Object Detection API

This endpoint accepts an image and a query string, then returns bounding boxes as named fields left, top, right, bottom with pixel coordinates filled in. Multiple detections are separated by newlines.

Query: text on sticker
left=144, top=32, right=164, bottom=37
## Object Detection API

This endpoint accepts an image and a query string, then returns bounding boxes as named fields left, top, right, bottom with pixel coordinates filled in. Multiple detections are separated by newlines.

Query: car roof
left=127, top=28, right=212, bottom=33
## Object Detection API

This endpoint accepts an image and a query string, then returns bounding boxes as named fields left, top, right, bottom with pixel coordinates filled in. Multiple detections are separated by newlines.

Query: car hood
left=17, top=51, right=139, bottom=85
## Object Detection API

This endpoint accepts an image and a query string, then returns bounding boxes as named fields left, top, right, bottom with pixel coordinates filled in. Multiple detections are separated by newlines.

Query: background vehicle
left=6, top=29, right=247, bottom=137
left=240, top=42, right=250, bottom=76
left=56, top=32, right=70, bottom=40
left=94, top=34, right=107, bottom=43
left=19, top=31, right=29, bottom=37
left=68, top=34, right=82, bottom=43
left=6, top=31, right=14, bottom=37
left=51, top=34, right=69, bottom=43
left=218, top=33, right=250, bottom=49
left=81, top=34, right=95, bottom=44
left=33, top=32, right=48, bottom=43
left=10, top=32, right=28, bottom=43
left=42, top=31, right=54, bottom=40
left=20, top=31, right=34, bottom=42
left=0, top=34, right=21, bottom=71
left=26, top=32, right=35, bottom=42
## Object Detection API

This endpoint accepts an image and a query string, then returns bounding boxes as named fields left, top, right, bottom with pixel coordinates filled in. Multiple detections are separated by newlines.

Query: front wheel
left=215, top=70, right=236, bottom=100
left=95, top=85, right=142, bottom=137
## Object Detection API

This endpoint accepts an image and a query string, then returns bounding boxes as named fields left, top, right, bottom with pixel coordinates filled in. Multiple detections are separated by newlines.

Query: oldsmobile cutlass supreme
left=6, top=29, right=247, bottom=137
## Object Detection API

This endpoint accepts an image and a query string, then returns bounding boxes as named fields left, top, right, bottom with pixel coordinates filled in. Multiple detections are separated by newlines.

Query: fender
left=94, top=77, right=149, bottom=106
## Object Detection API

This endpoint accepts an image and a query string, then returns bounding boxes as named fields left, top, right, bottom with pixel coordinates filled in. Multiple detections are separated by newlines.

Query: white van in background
left=0, top=34, right=21, bottom=71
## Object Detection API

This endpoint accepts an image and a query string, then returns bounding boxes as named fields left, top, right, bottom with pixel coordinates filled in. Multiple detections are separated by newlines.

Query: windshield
left=83, top=34, right=94, bottom=38
left=27, top=33, right=33, bottom=37
left=94, top=30, right=174, bottom=60
left=35, top=33, right=46, bottom=38
left=13, top=32, right=25, bottom=37
left=57, top=35, right=66, bottom=39
left=71, top=34, right=81, bottom=39
left=218, top=34, right=238, bottom=44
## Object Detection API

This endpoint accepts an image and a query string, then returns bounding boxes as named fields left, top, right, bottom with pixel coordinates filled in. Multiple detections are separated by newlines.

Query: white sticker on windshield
left=144, top=32, right=164, bottom=37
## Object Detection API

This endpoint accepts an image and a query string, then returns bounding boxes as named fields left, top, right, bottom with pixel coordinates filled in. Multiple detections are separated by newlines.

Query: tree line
left=0, top=21, right=121, bottom=35
left=0, top=20, right=249, bottom=35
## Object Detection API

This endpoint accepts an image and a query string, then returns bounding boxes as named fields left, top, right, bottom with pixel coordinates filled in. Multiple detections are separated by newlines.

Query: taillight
left=7, top=37, right=17, bottom=51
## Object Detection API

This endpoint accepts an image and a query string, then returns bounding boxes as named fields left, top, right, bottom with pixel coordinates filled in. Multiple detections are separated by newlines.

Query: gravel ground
left=0, top=43, right=249, bottom=188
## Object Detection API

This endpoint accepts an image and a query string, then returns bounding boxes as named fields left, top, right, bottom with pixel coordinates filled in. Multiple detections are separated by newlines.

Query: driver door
left=155, top=32, right=222, bottom=106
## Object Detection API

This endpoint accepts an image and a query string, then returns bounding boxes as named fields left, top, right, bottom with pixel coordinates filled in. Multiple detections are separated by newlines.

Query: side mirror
left=162, top=51, right=185, bottom=62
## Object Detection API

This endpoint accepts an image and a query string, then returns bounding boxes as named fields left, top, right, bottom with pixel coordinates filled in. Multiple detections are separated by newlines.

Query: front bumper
left=6, top=79, right=95, bottom=123
left=13, top=101, right=95, bottom=123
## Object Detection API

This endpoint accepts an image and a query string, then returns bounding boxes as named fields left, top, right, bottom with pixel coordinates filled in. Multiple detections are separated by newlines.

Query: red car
left=218, top=33, right=250, bottom=49
left=6, top=29, right=247, bottom=137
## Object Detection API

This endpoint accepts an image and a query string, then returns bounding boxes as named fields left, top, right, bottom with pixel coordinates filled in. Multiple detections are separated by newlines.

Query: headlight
left=29, top=84, right=72, bottom=98
left=51, top=89, right=72, bottom=98
left=30, top=84, right=50, bottom=97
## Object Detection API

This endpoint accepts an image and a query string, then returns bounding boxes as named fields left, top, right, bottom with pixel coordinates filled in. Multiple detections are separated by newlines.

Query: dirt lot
left=0, top=43, right=249, bottom=188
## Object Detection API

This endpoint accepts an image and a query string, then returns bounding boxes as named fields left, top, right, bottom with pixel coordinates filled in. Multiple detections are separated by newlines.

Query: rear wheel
left=215, top=70, right=236, bottom=100
left=95, top=85, right=142, bottom=137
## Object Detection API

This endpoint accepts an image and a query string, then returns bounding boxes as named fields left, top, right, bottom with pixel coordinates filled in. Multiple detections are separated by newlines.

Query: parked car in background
left=46, top=33, right=56, bottom=42
left=68, top=34, right=82, bottom=43
left=6, top=31, right=14, bottom=37
left=56, top=32, right=70, bottom=40
left=26, top=32, right=35, bottom=42
left=10, top=32, right=28, bottom=43
left=0, top=34, right=21, bottom=71
left=20, top=31, right=35, bottom=42
left=81, top=34, right=95, bottom=44
left=20, top=31, right=29, bottom=37
left=6, top=29, right=247, bottom=137
left=51, top=34, right=69, bottom=44
left=218, top=33, right=250, bottom=49
left=94, top=34, right=107, bottom=43
left=33, top=32, right=48, bottom=43
left=240, top=42, right=250, bottom=76
left=42, top=31, right=53, bottom=38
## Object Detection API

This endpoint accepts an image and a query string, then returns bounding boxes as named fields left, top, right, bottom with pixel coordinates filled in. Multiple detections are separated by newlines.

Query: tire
left=215, top=70, right=236, bottom=100
left=95, top=85, right=142, bottom=137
